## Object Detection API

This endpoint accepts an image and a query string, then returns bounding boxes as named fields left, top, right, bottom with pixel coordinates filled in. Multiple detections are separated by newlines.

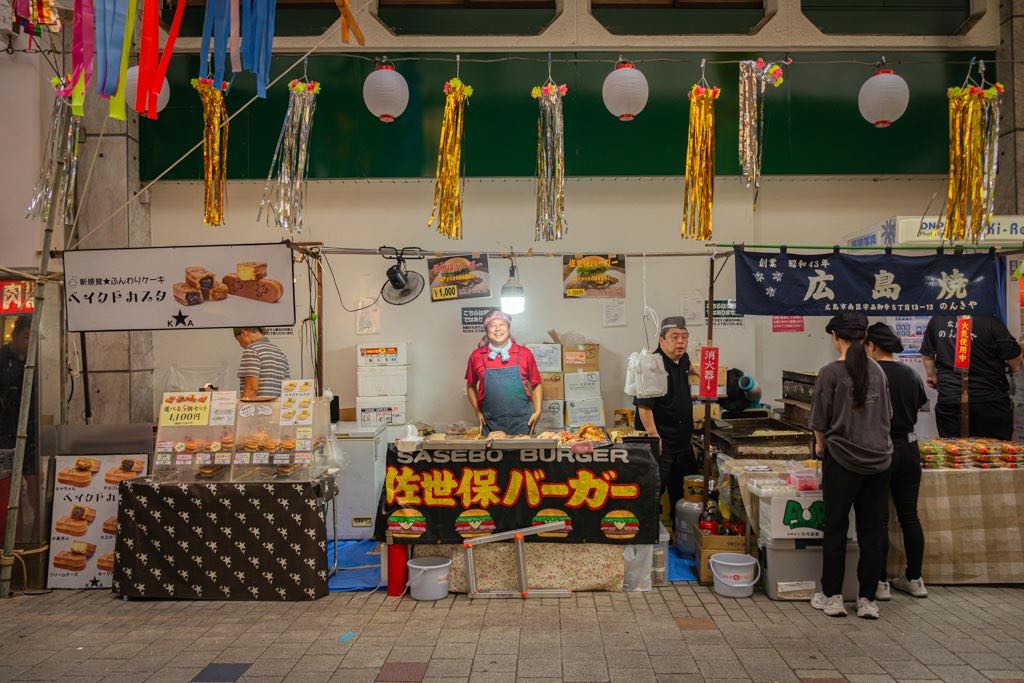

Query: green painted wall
left=140, top=51, right=988, bottom=181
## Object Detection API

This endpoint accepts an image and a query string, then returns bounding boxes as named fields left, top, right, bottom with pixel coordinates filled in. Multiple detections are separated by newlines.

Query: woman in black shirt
left=865, top=322, right=929, bottom=599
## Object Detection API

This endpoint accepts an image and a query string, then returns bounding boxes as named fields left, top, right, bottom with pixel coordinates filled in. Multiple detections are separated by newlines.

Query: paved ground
left=1, top=585, right=1023, bottom=683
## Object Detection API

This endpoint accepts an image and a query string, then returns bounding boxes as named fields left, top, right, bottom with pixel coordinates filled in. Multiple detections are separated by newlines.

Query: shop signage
left=48, top=453, right=149, bottom=589
left=562, top=254, right=626, bottom=299
left=954, top=316, right=972, bottom=369
left=698, top=346, right=719, bottom=399
left=159, top=392, right=211, bottom=427
left=427, top=254, right=491, bottom=302
left=734, top=248, right=1002, bottom=316
left=63, top=242, right=296, bottom=331
left=279, top=378, right=315, bottom=426
left=1, top=279, right=34, bottom=315
left=376, top=443, right=659, bottom=545
left=460, top=306, right=498, bottom=334
left=704, top=299, right=744, bottom=328
left=771, top=316, right=804, bottom=333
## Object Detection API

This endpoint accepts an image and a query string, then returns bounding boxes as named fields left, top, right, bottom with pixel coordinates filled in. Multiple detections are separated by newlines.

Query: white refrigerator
left=332, top=422, right=386, bottom=539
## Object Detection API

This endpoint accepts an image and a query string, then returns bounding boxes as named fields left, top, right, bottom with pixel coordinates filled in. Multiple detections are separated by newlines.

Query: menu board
left=562, top=254, right=626, bottom=299
left=427, top=254, right=491, bottom=302
left=48, top=454, right=149, bottom=589
left=280, top=378, right=315, bottom=426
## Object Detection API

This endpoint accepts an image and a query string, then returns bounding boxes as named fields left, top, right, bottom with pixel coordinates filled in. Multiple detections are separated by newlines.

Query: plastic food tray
left=422, top=439, right=489, bottom=450
left=489, top=438, right=559, bottom=449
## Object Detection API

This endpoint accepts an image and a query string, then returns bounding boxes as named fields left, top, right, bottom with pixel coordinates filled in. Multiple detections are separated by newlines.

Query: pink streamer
left=66, top=0, right=95, bottom=97
left=229, top=0, right=241, bottom=73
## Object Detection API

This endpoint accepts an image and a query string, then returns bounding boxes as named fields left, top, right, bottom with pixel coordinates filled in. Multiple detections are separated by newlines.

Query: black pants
left=660, top=440, right=697, bottom=527
left=935, top=398, right=1014, bottom=440
left=821, top=453, right=890, bottom=600
left=880, top=439, right=925, bottom=581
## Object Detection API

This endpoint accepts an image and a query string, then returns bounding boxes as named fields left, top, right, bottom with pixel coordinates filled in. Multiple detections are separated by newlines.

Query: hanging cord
left=640, top=253, right=659, bottom=351
left=323, top=253, right=381, bottom=312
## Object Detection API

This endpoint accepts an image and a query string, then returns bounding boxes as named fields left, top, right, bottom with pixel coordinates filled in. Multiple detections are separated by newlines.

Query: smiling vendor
left=465, top=311, right=543, bottom=435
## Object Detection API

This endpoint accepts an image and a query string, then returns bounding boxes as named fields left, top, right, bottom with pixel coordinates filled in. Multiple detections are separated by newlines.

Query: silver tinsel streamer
left=738, top=62, right=766, bottom=208
left=534, top=84, right=567, bottom=241
left=258, top=80, right=319, bottom=233
left=26, top=84, right=79, bottom=226
left=980, top=94, right=1000, bottom=232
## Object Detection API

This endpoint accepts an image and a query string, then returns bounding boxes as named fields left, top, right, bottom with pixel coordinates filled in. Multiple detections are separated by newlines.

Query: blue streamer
left=93, top=0, right=108, bottom=93
left=101, top=0, right=127, bottom=96
left=200, top=0, right=230, bottom=85
left=242, top=0, right=275, bottom=98
left=240, top=0, right=253, bottom=71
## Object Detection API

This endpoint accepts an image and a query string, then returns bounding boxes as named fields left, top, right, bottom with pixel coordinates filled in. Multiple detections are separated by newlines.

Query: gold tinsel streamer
left=193, top=78, right=229, bottom=226
left=944, top=83, right=1002, bottom=242
left=428, top=78, right=473, bottom=239
left=681, top=84, right=719, bottom=241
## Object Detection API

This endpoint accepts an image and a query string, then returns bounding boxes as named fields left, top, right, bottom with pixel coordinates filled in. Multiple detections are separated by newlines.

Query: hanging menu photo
left=562, top=254, right=626, bottom=299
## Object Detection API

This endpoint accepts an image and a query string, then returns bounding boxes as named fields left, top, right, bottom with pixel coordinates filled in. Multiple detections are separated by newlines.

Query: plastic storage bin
left=759, top=537, right=860, bottom=601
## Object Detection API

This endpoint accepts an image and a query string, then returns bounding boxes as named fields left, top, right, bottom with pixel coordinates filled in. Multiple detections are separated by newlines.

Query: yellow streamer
left=681, top=84, right=719, bottom=242
left=428, top=78, right=473, bottom=240
left=109, top=0, right=138, bottom=121
left=193, top=78, right=229, bottom=226
left=944, top=83, right=1002, bottom=242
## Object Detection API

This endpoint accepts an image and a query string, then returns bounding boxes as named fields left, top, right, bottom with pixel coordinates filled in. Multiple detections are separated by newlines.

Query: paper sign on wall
left=772, top=316, right=804, bottom=333
left=48, top=454, right=149, bottom=589
left=159, top=392, right=211, bottom=427
left=427, top=254, right=491, bottom=302
left=563, top=254, right=625, bottom=299
left=461, top=306, right=499, bottom=334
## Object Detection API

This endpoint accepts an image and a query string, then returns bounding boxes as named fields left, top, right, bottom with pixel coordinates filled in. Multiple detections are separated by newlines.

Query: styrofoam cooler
left=759, top=537, right=860, bottom=601
left=333, top=422, right=386, bottom=539
left=356, top=395, right=408, bottom=426
left=357, top=366, right=409, bottom=397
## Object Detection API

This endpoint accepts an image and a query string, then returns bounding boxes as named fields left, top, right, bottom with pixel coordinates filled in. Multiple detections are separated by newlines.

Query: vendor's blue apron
left=480, top=347, right=534, bottom=436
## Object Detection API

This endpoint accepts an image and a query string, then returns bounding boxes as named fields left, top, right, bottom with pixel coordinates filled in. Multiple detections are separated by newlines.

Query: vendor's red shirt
left=465, top=341, right=542, bottom=402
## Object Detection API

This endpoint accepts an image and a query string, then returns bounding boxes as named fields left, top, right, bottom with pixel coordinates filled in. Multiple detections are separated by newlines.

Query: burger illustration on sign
left=387, top=508, right=427, bottom=539
left=454, top=509, right=496, bottom=538
left=600, top=509, right=639, bottom=540
left=432, top=256, right=485, bottom=290
left=531, top=509, right=572, bottom=538
left=567, top=255, right=619, bottom=290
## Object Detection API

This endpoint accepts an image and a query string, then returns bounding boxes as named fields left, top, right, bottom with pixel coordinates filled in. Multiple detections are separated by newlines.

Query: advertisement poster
left=280, top=378, right=315, bottom=426
left=1, top=280, right=35, bottom=315
left=772, top=316, right=804, bottom=333
left=48, top=454, right=149, bottom=589
left=461, top=306, right=499, bottom=334
left=427, top=254, right=491, bottom=302
left=563, top=254, right=626, bottom=299
left=63, top=243, right=296, bottom=331
left=376, top=443, right=658, bottom=545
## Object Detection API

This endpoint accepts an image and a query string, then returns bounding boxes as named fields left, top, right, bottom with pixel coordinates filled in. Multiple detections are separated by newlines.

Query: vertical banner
left=954, top=316, right=972, bottom=369
left=699, top=346, right=720, bottom=399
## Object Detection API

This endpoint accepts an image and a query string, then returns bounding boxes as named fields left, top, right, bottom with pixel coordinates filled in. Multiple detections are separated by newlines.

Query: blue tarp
left=326, top=539, right=384, bottom=592
left=667, top=546, right=697, bottom=582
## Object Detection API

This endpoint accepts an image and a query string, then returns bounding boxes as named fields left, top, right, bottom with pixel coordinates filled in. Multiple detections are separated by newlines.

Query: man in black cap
left=919, top=315, right=1022, bottom=439
left=634, top=316, right=699, bottom=524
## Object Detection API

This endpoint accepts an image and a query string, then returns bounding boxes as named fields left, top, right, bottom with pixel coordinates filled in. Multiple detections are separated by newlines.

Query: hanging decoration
left=107, top=0, right=138, bottom=120
left=602, top=61, right=648, bottom=121
left=681, top=82, right=720, bottom=242
left=135, top=0, right=185, bottom=119
left=13, top=0, right=61, bottom=34
left=200, top=0, right=230, bottom=92
left=94, top=0, right=130, bottom=98
left=26, top=78, right=80, bottom=227
left=531, top=81, right=568, bottom=241
left=944, top=80, right=1003, bottom=242
left=858, top=66, right=910, bottom=128
left=241, top=0, right=277, bottom=97
left=428, top=76, right=473, bottom=240
left=66, top=0, right=95, bottom=117
left=193, top=78, right=229, bottom=227
left=258, top=79, right=320, bottom=233
left=124, top=66, right=171, bottom=116
left=363, top=63, right=409, bottom=122
left=738, top=58, right=783, bottom=209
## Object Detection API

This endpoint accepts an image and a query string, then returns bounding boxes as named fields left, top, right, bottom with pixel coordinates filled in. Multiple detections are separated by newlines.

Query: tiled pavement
left=1, top=585, right=1024, bottom=682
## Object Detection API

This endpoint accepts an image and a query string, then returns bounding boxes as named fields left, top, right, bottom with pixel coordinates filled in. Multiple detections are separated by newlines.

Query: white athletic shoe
left=857, top=597, right=880, bottom=619
left=811, top=592, right=847, bottom=617
left=876, top=581, right=891, bottom=601
left=892, top=575, right=928, bottom=597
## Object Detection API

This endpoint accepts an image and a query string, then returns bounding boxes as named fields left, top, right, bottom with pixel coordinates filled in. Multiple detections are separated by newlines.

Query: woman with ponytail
left=809, top=313, right=893, bottom=620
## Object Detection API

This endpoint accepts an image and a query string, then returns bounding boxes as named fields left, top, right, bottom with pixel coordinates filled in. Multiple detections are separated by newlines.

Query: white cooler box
left=356, top=395, right=407, bottom=426
left=759, top=537, right=860, bottom=602
left=357, top=366, right=409, bottom=396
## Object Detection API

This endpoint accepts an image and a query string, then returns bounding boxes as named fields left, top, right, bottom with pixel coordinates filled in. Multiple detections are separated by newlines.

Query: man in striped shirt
left=233, top=327, right=290, bottom=400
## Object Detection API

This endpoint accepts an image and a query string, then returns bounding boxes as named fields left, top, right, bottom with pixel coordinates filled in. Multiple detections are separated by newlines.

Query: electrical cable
left=322, top=254, right=381, bottom=312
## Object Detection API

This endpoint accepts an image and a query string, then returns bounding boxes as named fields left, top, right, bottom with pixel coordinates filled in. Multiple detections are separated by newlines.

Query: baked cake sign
left=48, top=454, right=149, bottom=589
left=63, top=243, right=295, bottom=331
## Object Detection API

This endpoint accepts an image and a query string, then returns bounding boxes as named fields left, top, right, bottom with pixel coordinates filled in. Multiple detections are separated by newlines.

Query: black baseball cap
left=660, top=317, right=688, bottom=336
left=825, top=312, right=868, bottom=335
left=866, top=322, right=904, bottom=354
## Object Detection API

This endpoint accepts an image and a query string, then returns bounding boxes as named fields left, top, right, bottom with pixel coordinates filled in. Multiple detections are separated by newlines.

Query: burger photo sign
left=563, top=253, right=626, bottom=299
left=426, top=254, right=491, bottom=302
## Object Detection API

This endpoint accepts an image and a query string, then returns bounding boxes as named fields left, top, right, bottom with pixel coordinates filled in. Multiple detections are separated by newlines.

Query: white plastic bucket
left=709, top=552, right=761, bottom=598
left=406, top=556, right=452, bottom=601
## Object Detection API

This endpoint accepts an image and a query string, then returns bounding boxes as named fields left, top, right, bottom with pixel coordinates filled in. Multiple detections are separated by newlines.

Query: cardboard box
left=613, top=409, right=635, bottom=428
left=357, top=343, right=409, bottom=367
left=357, top=366, right=409, bottom=397
left=526, top=343, right=562, bottom=372
left=689, top=365, right=728, bottom=386
left=566, top=398, right=605, bottom=427
left=536, top=400, right=565, bottom=430
left=756, top=491, right=855, bottom=540
left=540, top=372, right=564, bottom=400
left=563, top=371, right=602, bottom=400
left=356, top=395, right=407, bottom=426
left=563, top=343, right=600, bottom=372
left=692, top=403, right=722, bottom=424
left=697, top=531, right=751, bottom=585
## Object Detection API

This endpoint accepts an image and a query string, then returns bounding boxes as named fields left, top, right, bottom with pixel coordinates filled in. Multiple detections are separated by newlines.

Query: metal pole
left=960, top=369, right=970, bottom=436
left=702, top=256, right=715, bottom=502
left=0, top=203, right=57, bottom=599
left=316, top=257, right=324, bottom=396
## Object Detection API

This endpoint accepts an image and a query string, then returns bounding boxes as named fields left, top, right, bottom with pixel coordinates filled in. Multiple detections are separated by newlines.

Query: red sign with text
left=699, top=346, right=720, bottom=399
left=0, top=280, right=34, bottom=315
left=954, top=316, right=972, bottom=370
left=772, top=316, right=804, bottom=333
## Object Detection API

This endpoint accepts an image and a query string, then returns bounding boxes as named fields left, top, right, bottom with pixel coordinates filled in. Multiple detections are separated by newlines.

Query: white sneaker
left=892, top=575, right=928, bottom=597
left=857, top=597, right=880, bottom=619
left=876, top=581, right=891, bottom=601
left=811, top=592, right=847, bottom=617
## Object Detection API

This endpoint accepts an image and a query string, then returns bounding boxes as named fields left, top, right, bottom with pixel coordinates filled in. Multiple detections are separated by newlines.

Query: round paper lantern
left=363, top=64, right=409, bottom=123
left=602, top=62, right=649, bottom=122
left=858, top=68, right=909, bottom=128
left=122, top=66, right=170, bottom=113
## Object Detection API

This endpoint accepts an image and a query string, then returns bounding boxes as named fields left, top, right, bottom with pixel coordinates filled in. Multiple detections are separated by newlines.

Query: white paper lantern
left=122, top=65, right=171, bottom=113
left=602, top=62, right=649, bottom=122
left=363, top=64, right=409, bottom=123
left=858, top=68, right=909, bottom=128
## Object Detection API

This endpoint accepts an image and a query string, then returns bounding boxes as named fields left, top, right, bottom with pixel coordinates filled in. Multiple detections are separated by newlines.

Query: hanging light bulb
left=858, top=63, right=909, bottom=128
left=602, top=61, right=649, bottom=122
left=123, top=65, right=171, bottom=113
left=363, top=62, right=409, bottom=123
left=500, top=261, right=525, bottom=315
